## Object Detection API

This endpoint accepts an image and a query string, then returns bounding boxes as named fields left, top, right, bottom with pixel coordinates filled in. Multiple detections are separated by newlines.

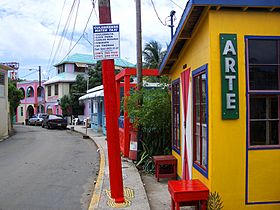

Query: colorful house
left=16, top=80, right=45, bottom=124
left=0, top=64, right=12, bottom=140
left=159, top=1, right=280, bottom=209
left=45, top=53, right=135, bottom=115
left=79, top=85, right=105, bottom=134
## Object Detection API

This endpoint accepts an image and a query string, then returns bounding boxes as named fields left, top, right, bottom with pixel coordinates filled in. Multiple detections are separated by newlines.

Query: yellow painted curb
left=88, top=142, right=105, bottom=210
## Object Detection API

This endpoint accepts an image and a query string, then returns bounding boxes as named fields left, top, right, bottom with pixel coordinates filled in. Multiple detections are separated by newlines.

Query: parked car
left=42, top=114, right=67, bottom=129
left=28, top=113, right=47, bottom=126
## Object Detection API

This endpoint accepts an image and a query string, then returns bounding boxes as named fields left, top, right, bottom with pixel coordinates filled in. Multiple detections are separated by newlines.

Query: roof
left=54, top=53, right=135, bottom=68
left=159, top=0, right=280, bottom=74
left=43, top=72, right=83, bottom=85
left=0, top=64, right=13, bottom=71
left=86, top=85, right=103, bottom=94
left=79, top=85, right=104, bottom=101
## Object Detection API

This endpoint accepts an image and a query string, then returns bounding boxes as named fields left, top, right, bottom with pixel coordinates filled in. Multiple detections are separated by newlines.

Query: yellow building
left=159, top=1, right=280, bottom=209
left=0, top=64, right=12, bottom=140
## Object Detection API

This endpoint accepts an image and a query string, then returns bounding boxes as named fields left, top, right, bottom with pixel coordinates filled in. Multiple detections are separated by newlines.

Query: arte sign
left=93, top=24, right=120, bottom=60
left=220, top=34, right=239, bottom=119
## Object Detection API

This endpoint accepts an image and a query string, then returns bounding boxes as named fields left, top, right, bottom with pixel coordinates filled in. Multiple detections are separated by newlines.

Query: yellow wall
left=170, top=11, right=211, bottom=188
left=209, top=10, right=280, bottom=210
left=0, top=71, right=9, bottom=140
left=169, top=9, right=280, bottom=210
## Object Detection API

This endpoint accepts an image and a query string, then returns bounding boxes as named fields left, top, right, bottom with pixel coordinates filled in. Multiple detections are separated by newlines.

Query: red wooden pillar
left=123, top=75, right=130, bottom=157
left=116, top=80, right=121, bottom=117
left=98, top=0, right=124, bottom=203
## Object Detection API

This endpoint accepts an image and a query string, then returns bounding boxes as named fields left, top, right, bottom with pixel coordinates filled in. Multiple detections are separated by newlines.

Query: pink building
left=16, top=80, right=45, bottom=124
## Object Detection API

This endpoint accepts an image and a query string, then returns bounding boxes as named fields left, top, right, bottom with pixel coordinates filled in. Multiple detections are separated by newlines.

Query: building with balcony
left=45, top=53, right=135, bottom=116
left=16, top=80, right=46, bottom=124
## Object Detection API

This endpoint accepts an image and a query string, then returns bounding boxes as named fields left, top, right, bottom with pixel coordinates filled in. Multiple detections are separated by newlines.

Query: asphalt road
left=0, top=125, right=100, bottom=210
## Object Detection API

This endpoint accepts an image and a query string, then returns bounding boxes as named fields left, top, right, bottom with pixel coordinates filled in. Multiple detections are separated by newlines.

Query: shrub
left=126, top=86, right=171, bottom=173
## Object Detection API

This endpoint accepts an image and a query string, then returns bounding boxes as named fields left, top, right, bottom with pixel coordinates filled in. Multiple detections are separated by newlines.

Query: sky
left=0, top=0, right=187, bottom=81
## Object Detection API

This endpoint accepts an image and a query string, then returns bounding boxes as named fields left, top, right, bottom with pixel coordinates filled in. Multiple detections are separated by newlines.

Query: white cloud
left=0, top=0, right=186, bottom=80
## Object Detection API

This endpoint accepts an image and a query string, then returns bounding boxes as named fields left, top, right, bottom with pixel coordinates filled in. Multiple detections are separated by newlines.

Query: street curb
left=69, top=128, right=105, bottom=210
left=88, top=142, right=105, bottom=210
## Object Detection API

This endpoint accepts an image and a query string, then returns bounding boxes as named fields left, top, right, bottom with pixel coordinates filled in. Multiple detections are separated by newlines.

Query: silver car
left=28, top=114, right=47, bottom=126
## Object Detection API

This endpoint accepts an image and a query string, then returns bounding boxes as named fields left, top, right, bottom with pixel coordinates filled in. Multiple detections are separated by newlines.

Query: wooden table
left=168, top=179, right=209, bottom=210
left=152, top=155, right=177, bottom=182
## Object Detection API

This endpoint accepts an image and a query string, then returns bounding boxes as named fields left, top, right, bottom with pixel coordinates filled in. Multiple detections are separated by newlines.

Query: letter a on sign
left=220, top=34, right=239, bottom=120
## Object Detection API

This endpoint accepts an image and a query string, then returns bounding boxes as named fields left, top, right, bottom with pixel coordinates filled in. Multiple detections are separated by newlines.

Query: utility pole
left=98, top=0, right=124, bottom=203
left=169, top=10, right=176, bottom=40
left=38, top=66, right=41, bottom=87
left=136, top=0, right=142, bottom=91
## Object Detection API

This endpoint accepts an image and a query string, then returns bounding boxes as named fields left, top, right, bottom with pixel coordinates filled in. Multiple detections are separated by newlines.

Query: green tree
left=126, top=86, right=171, bottom=172
left=60, top=95, right=72, bottom=116
left=88, top=61, right=102, bottom=89
left=70, top=74, right=87, bottom=116
left=142, top=40, right=168, bottom=83
left=8, top=80, right=24, bottom=118
left=59, top=75, right=87, bottom=116
left=143, top=40, right=165, bottom=68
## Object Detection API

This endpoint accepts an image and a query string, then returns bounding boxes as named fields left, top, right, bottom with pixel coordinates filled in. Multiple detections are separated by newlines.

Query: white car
left=28, top=113, right=47, bottom=126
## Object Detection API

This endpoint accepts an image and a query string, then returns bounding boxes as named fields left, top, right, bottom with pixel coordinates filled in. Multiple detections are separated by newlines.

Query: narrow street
left=0, top=125, right=99, bottom=210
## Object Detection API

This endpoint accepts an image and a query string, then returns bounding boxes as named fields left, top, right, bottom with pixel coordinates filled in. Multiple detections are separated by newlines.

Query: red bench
left=168, top=179, right=209, bottom=210
left=152, top=155, right=177, bottom=182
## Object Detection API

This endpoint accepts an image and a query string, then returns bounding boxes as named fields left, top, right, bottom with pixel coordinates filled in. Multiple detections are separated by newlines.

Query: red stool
left=153, top=155, right=177, bottom=182
left=168, top=179, right=209, bottom=210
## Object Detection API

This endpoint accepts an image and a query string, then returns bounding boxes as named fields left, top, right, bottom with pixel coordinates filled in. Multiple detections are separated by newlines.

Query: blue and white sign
left=93, top=24, right=120, bottom=60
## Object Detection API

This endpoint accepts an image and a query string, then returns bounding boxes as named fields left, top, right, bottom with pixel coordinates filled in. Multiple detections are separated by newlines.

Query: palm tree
left=143, top=40, right=166, bottom=69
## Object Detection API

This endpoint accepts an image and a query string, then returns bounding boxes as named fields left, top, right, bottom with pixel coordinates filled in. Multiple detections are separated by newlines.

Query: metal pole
left=136, top=0, right=142, bottom=91
left=98, top=0, right=124, bottom=203
left=170, top=10, right=176, bottom=40
left=38, top=66, right=41, bottom=87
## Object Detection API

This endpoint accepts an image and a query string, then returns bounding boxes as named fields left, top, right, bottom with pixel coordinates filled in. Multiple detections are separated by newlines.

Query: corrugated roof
left=159, top=0, right=280, bottom=74
left=44, top=72, right=83, bottom=85
left=54, top=53, right=135, bottom=68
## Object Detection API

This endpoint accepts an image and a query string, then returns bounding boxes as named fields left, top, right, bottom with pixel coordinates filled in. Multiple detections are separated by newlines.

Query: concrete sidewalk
left=70, top=125, right=151, bottom=210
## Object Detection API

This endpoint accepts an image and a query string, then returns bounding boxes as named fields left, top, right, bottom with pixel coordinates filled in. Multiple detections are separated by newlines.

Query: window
left=55, top=84, right=58, bottom=95
left=246, top=37, right=280, bottom=147
left=0, top=73, right=4, bottom=97
left=48, top=86, right=51, bottom=96
left=192, top=65, right=208, bottom=176
left=172, top=79, right=180, bottom=153
left=21, top=107, right=23, bottom=116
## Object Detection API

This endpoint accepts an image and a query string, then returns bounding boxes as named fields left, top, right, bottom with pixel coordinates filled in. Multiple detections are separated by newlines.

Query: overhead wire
left=69, top=0, right=80, bottom=52
left=20, top=70, right=38, bottom=79
left=150, top=0, right=167, bottom=26
left=58, top=6, right=94, bottom=64
left=48, top=0, right=77, bottom=76
left=46, top=0, right=67, bottom=73
left=169, top=0, right=184, bottom=10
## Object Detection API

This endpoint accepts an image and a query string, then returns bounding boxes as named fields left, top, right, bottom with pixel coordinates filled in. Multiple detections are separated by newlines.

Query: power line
left=20, top=70, right=37, bottom=79
left=169, top=0, right=184, bottom=10
left=150, top=0, right=167, bottom=26
left=83, top=34, right=93, bottom=46
left=46, top=0, right=67, bottom=73
left=58, top=7, right=94, bottom=65
left=69, top=0, right=80, bottom=51
left=48, top=0, right=78, bottom=76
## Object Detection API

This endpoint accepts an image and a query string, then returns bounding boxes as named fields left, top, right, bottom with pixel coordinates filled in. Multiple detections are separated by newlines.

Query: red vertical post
left=98, top=0, right=124, bottom=203
left=116, top=80, right=121, bottom=117
left=123, top=75, right=130, bottom=157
